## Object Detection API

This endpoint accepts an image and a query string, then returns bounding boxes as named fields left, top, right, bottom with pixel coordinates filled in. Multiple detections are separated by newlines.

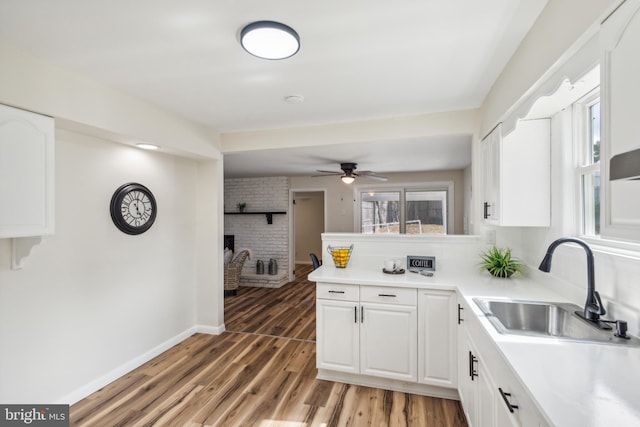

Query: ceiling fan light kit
left=240, top=21, right=300, bottom=60
left=341, top=175, right=355, bottom=184
left=314, top=162, right=388, bottom=184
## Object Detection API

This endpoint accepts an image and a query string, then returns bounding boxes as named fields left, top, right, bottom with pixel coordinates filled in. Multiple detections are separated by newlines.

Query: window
left=405, top=190, right=447, bottom=234
left=361, top=191, right=400, bottom=233
left=360, top=186, right=449, bottom=234
left=575, top=90, right=601, bottom=236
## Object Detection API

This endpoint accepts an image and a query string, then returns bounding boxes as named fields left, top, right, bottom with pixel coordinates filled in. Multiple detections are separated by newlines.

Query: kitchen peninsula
left=309, top=233, right=640, bottom=427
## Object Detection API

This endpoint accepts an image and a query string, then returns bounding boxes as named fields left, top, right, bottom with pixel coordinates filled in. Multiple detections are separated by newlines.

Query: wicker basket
left=327, top=244, right=354, bottom=268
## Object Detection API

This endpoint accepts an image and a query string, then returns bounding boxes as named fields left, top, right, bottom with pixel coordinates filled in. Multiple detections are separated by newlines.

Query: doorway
left=291, top=190, right=325, bottom=278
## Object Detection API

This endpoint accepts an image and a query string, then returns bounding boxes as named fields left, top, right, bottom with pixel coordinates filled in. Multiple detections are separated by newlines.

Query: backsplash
left=499, top=227, right=640, bottom=338
left=320, top=232, right=483, bottom=273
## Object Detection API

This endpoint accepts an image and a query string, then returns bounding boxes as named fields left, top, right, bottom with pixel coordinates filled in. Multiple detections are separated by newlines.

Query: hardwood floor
left=70, top=264, right=467, bottom=426
left=224, top=264, right=316, bottom=341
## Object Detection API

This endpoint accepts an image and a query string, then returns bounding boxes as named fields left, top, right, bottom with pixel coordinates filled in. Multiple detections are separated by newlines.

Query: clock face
left=110, top=183, right=157, bottom=235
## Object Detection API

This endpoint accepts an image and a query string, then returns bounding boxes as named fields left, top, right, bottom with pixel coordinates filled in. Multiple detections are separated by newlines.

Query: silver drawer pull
left=378, top=293, right=397, bottom=297
left=328, top=290, right=345, bottom=294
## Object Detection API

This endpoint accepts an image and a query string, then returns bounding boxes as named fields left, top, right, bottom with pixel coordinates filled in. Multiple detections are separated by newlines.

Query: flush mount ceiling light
left=240, top=21, right=300, bottom=60
left=136, top=143, right=159, bottom=150
left=284, top=95, right=304, bottom=104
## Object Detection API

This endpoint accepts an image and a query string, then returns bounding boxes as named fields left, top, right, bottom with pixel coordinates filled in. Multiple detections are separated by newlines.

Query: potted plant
left=480, top=246, right=523, bottom=278
left=237, top=202, right=246, bottom=212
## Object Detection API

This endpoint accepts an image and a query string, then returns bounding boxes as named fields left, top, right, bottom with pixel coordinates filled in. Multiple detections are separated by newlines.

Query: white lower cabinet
left=458, top=297, right=548, bottom=427
left=360, top=301, right=417, bottom=381
left=418, top=289, right=457, bottom=387
left=316, top=283, right=418, bottom=382
left=316, top=298, right=360, bottom=374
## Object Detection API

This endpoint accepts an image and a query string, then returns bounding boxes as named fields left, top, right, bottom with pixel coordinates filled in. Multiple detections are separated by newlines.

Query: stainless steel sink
left=473, top=298, right=640, bottom=346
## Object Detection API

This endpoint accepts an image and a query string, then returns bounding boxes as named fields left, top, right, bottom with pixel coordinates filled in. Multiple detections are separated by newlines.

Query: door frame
left=289, top=188, right=327, bottom=281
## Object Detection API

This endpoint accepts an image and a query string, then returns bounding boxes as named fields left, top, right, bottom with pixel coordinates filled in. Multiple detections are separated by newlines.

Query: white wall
left=0, top=130, right=201, bottom=403
left=0, top=41, right=221, bottom=158
left=0, top=41, right=225, bottom=403
left=222, top=109, right=479, bottom=153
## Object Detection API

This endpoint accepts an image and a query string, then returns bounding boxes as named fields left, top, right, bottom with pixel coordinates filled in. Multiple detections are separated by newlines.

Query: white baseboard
left=56, top=326, right=199, bottom=405
left=196, top=323, right=225, bottom=335
left=317, top=369, right=460, bottom=401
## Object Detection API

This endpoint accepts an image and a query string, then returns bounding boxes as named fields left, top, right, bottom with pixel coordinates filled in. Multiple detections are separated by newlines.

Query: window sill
left=579, top=235, right=640, bottom=260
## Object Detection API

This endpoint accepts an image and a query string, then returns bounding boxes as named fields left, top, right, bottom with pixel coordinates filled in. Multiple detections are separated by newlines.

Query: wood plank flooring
left=70, top=264, right=467, bottom=426
left=223, top=264, right=316, bottom=341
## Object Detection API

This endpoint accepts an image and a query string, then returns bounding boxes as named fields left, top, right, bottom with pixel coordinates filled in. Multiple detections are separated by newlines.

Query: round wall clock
left=110, top=183, right=157, bottom=235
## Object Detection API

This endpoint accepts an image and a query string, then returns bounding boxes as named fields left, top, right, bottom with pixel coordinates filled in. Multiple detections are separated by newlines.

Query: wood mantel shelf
left=224, top=211, right=286, bottom=224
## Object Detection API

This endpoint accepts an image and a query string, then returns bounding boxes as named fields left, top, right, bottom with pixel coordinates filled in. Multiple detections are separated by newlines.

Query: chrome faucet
left=538, top=238, right=612, bottom=330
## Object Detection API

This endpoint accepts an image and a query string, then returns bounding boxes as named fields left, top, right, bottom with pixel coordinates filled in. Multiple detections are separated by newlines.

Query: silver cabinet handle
left=328, top=290, right=345, bottom=294
left=378, top=293, right=396, bottom=297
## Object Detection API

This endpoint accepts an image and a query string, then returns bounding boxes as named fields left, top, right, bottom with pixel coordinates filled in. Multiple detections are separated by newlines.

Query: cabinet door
left=495, top=387, right=521, bottom=427
left=418, top=289, right=456, bottom=387
left=601, top=0, right=640, bottom=241
left=457, top=299, right=474, bottom=425
left=360, top=302, right=417, bottom=381
left=481, top=126, right=501, bottom=224
left=500, top=119, right=550, bottom=227
left=481, top=120, right=550, bottom=227
left=477, top=358, right=498, bottom=427
left=316, top=299, right=359, bottom=374
left=0, top=104, right=55, bottom=237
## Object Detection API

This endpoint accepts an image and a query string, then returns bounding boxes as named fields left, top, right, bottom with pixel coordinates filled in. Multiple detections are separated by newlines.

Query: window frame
left=572, top=88, right=640, bottom=253
left=573, top=88, right=601, bottom=237
left=355, top=181, right=454, bottom=235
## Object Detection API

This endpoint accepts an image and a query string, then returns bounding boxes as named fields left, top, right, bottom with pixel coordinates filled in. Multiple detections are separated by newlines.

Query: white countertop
left=309, top=266, right=640, bottom=427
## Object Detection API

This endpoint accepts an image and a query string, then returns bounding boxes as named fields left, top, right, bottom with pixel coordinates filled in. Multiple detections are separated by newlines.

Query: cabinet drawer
left=360, top=286, right=417, bottom=305
left=317, top=283, right=359, bottom=301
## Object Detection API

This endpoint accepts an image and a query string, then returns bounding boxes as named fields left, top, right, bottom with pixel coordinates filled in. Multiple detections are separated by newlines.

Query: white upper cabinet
left=0, top=104, right=55, bottom=238
left=601, top=0, right=640, bottom=242
left=481, top=120, right=551, bottom=227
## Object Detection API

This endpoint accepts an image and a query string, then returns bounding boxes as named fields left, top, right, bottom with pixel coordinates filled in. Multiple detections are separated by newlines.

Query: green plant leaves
left=480, top=246, right=523, bottom=278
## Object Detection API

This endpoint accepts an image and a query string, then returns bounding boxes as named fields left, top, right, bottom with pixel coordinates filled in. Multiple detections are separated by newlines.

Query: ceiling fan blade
left=312, top=171, right=343, bottom=177
left=360, top=173, right=388, bottom=181
left=358, top=171, right=388, bottom=181
left=315, top=170, right=342, bottom=174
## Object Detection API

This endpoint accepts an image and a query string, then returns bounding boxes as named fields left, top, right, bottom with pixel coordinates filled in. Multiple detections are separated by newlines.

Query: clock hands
left=134, top=200, right=144, bottom=217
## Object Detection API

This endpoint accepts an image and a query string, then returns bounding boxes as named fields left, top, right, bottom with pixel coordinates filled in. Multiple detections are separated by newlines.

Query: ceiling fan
left=313, top=162, right=388, bottom=184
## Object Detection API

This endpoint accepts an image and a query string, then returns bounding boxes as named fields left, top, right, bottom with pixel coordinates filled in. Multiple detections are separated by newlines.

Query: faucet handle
left=590, top=291, right=607, bottom=316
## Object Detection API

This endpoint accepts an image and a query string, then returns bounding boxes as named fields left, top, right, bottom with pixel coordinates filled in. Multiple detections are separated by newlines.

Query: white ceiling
left=0, top=0, right=547, bottom=177
left=224, top=134, right=472, bottom=178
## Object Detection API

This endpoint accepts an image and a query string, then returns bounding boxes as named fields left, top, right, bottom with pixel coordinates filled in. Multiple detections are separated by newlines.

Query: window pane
left=361, top=191, right=400, bottom=234
left=405, top=190, right=447, bottom=234
left=589, top=102, right=600, bottom=164
left=581, top=171, right=600, bottom=235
